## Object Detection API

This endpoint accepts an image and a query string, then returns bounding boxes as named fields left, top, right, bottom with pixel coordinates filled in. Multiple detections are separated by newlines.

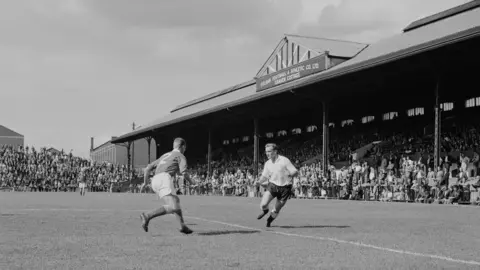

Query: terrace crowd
left=180, top=124, right=480, bottom=205
left=1, top=123, right=479, bottom=205
left=0, top=145, right=131, bottom=192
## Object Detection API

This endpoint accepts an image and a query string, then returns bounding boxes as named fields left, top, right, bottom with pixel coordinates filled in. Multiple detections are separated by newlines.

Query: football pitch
left=1, top=193, right=480, bottom=270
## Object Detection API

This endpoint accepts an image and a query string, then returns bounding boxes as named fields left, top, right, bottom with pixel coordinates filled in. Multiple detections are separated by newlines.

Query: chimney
left=90, top=137, right=94, bottom=151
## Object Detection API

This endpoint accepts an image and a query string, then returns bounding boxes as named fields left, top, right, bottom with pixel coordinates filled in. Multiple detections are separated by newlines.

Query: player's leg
left=266, top=185, right=292, bottom=227
left=169, top=194, right=192, bottom=234
left=140, top=191, right=173, bottom=232
left=140, top=173, right=191, bottom=234
left=266, top=198, right=287, bottom=227
left=258, top=185, right=275, bottom=220
left=140, top=172, right=172, bottom=230
left=139, top=194, right=192, bottom=234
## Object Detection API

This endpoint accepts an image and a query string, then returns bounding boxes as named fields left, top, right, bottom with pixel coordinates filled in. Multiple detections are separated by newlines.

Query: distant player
left=139, top=138, right=194, bottom=234
left=78, top=167, right=87, bottom=196
left=256, top=143, right=298, bottom=227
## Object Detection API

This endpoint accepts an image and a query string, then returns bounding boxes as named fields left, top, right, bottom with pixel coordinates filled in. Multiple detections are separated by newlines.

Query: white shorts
left=151, top=173, right=175, bottom=198
left=79, top=183, right=86, bottom=189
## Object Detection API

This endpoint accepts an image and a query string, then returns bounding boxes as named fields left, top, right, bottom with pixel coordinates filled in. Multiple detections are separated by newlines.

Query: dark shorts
left=267, top=182, right=293, bottom=202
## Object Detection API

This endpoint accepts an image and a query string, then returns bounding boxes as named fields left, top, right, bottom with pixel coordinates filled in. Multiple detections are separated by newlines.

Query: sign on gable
left=256, top=54, right=327, bottom=92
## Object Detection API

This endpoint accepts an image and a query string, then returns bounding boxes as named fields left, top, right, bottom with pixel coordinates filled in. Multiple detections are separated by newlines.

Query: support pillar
left=131, top=123, right=136, bottom=174
left=434, top=80, right=441, bottom=172
left=253, top=118, right=260, bottom=178
left=127, top=141, right=132, bottom=182
left=207, top=129, right=212, bottom=177
left=131, top=141, right=135, bottom=173
left=322, top=102, right=329, bottom=179
left=155, top=135, right=162, bottom=159
left=145, top=137, right=152, bottom=164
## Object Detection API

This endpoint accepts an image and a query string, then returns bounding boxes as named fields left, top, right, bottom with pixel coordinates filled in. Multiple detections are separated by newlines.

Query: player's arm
left=256, top=164, right=270, bottom=185
left=143, top=159, right=160, bottom=185
left=285, top=158, right=299, bottom=179
left=257, top=175, right=269, bottom=185
left=181, top=172, right=194, bottom=186
left=178, top=155, right=194, bottom=186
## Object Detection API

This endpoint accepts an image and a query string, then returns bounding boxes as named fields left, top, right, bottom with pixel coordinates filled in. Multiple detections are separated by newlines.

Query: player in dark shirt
left=140, top=138, right=194, bottom=234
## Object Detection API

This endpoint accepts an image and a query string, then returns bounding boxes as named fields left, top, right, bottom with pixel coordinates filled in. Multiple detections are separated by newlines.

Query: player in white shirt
left=256, top=143, right=298, bottom=227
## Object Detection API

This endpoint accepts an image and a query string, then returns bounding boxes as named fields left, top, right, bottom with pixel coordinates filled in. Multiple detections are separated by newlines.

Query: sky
left=0, top=0, right=469, bottom=158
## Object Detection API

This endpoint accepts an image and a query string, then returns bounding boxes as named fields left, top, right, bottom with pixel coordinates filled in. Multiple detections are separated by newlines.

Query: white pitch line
left=6, top=208, right=480, bottom=266
left=186, top=216, right=480, bottom=267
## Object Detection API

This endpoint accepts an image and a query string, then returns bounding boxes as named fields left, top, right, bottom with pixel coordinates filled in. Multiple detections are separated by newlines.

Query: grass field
left=1, top=192, right=480, bottom=270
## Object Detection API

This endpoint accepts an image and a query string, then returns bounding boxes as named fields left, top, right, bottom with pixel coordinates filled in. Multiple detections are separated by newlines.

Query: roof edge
left=404, top=0, right=480, bottom=32
left=0, top=125, right=24, bottom=137
left=255, top=36, right=288, bottom=78
left=91, top=139, right=114, bottom=152
left=170, top=79, right=256, bottom=113
left=284, top=34, right=368, bottom=46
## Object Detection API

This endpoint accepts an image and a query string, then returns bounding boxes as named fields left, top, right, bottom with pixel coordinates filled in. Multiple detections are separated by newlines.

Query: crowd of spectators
left=0, top=145, right=131, bottom=192
left=2, top=123, right=479, bottom=205
left=179, top=125, right=480, bottom=206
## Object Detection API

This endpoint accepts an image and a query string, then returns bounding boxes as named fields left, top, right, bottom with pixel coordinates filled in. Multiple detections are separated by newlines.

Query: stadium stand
left=107, top=1, right=480, bottom=204
left=2, top=2, right=480, bottom=207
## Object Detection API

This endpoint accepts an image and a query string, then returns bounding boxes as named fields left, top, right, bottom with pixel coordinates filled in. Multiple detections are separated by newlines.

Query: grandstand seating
left=180, top=122, right=480, bottom=206
left=1, top=121, right=479, bottom=206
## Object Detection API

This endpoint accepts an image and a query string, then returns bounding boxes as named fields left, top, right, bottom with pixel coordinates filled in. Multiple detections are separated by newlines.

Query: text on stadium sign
left=256, top=55, right=327, bottom=92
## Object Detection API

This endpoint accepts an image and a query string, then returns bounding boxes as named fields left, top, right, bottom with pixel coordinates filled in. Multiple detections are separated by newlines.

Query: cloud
left=296, top=0, right=469, bottom=43
left=82, top=0, right=302, bottom=38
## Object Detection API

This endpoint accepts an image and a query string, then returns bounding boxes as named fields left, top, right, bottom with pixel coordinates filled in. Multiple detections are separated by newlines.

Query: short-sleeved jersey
left=261, top=155, right=297, bottom=186
left=154, top=149, right=187, bottom=176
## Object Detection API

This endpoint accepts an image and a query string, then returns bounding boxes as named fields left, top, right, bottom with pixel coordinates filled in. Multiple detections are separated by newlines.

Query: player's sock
left=270, top=209, right=278, bottom=219
left=257, top=209, right=269, bottom=220
left=172, top=208, right=185, bottom=225
left=173, top=209, right=193, bottom=234
left=146, top=206, right=168, bottom=220
left=266, top=215, right=275, bottom=227
left=140, top=213, right=149, bottom=232
left=266, top=210, right=278, bottom=227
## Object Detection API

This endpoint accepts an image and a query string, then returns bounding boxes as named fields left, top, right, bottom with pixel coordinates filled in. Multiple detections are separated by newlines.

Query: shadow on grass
left=196, top=230, right=260, bottom=236
left=272, top=225, right=350, bottom=229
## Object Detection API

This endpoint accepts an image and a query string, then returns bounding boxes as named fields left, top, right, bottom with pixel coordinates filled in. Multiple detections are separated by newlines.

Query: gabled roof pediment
left=255, top=34, right=368, bottom=78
